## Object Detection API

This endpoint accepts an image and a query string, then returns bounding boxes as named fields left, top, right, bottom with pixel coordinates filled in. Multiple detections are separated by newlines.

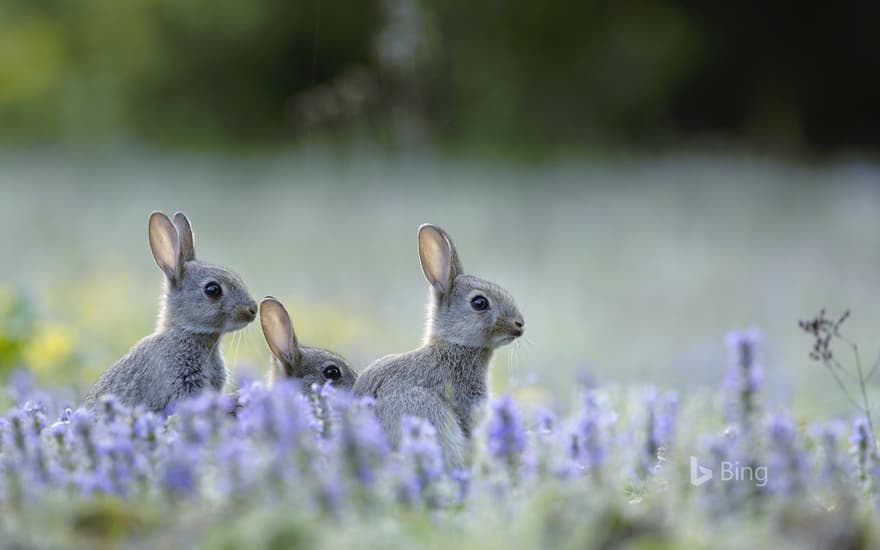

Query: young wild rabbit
left=84, top=211, right=258, bottom=413
left=260, top=296, right=357, bottom=391
left=353, top=224, right=524, bottom=470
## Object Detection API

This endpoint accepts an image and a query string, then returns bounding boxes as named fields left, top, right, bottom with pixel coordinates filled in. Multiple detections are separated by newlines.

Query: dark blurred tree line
left=0, top=0, right=877, bottom=152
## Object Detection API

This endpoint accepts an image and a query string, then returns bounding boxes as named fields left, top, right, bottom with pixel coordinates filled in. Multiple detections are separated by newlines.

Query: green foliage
left=1, top=1, right=876, bottom=150
left=426, top=0, right=698, bottom=146
left=0, top=284, right=37, bottom=377
left=0, top=0, right=381, bottom=145
left=0, top=285, right=82, bottom=389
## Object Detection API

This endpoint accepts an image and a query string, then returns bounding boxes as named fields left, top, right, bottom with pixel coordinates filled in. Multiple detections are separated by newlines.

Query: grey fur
left=260, top=296, right=357, bottom=392
left=84, top=211, right=257, bottom=413
left=354, top=224, right=524, bottom=470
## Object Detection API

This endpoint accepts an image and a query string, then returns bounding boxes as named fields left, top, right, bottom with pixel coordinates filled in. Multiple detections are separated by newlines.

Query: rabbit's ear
left=260, top=297, right=302, bottom=368
left=148, top=212, right=182, bottom=283
left=418, top=224, right=463, bottom=296
left=172, top=212, right=195, bottom=262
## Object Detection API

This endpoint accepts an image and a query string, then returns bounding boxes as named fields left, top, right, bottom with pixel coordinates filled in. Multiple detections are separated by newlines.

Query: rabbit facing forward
left=84, top=211, right=258, bottom=413
left=259, top=296, right=357, bottom=392
left=354, top=224, right=524, bottom=470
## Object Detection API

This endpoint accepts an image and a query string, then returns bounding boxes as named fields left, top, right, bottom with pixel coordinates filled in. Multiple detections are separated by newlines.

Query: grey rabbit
left=260, top=296, right=357, bottom=392
left=84, top=211, right=258, bottom=413
left=353, top=224, right=524, bottom=470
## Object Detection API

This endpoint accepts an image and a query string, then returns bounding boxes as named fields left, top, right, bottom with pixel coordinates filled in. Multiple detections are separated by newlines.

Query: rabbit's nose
left=510, top=317, right=525, bottom=337
left=246, top=304, right=258, bottom=317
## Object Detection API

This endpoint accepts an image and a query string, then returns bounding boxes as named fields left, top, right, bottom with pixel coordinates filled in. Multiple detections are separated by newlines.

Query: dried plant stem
left=800, top=309, right=879, bottom=448
left=851, top=343, right=877, bottom=445
left=831, top=334, right=877, bottom=442
left=866, top=351, right=880, bottom=383
left=826, top=362, right=866, bottom=415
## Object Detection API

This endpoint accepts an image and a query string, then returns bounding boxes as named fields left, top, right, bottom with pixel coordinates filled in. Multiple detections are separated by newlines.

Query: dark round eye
left=322, top=364, right=342, bottom=381
left=203, top=282, right=222, bottom=298
left=470, top=295, right=489, bottom=311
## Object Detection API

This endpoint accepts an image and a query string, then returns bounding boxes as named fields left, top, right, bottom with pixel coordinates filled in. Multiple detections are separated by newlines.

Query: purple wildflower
left=241, top=380, right=314, bottom=451
left=313, top=466, right=345, bottom=515
left=133, top=411, right=162, bottom=448
left=70, top=408, right=97, bottom=465
left=851, top=418, right=875, bottom=490
left=334, top=400, right=390, bottom=488
left=812, top=423, right=848, bottom=492
left=724, top=328, right=763, bottom=430
left=396, top=416, right=445, bottom=506
left=161, top=452, right=197, bottom=498
left=569, top=391, right=607, bottom=476
left=451, top=469, right=472, bottom=504
left=487, top=395, right=527, bottom=478
left=640, top=390, right=679, bottom=476
left=765, top=413, right=807, bottom=496
left=97, top=394, right=128, bottom=424
left=49, top=420, right=68, bottom=444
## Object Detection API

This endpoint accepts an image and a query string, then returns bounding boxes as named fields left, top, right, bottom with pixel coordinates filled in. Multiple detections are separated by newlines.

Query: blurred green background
left=1, top=0, right=879, bottom=416
left=2, top=0, right=878, bottom=150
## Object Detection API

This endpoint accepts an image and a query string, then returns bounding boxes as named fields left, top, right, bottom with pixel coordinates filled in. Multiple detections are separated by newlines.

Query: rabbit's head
left=260, top=297, right=357, bottom=391
left=149, top=211, right=257, bottom=334
left=418, top=224, right=524, bottom=349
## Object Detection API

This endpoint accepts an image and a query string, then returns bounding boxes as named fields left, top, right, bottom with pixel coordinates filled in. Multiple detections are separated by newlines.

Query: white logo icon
left=690, top=456, right=713, bottom=486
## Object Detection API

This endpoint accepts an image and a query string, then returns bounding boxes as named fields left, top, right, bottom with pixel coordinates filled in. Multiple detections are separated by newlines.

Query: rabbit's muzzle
left=490, top=316, right=525, bottom=346
left=234, top=303, right=259, bottom=325
left=511, top=316, right=525, bottom=336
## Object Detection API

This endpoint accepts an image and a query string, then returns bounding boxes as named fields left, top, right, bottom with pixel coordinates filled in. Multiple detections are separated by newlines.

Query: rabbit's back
left=85, top=333, right=171, bottom=411
left=85, top=329, right=225, bottom=412
left=355, top=347, right=475, bottom=469
left=354, top=351, right=415, bottom=396
left=376, top=384, right=467, bottom=469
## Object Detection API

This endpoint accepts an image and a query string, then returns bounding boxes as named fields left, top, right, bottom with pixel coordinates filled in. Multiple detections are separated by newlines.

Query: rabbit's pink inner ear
left=260, top=299, right=298, bottom=365
left=148, top=212, right=181, bottom=282
left=172, top=212, right=195, bottom=262
left=419, top=225, right=453, bottom=294
left=428, top=224, right=463, bottom=277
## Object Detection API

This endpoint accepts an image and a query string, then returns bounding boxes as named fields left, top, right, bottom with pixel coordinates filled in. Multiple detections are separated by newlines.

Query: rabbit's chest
left=169, top=339, right=226, bottom=394
left=205, top=354, right=227, bottom=390
left=448, top=380, right=486, bottom=437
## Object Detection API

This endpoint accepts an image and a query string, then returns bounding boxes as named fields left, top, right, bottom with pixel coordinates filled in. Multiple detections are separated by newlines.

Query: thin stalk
left=866, top=350, right=880, bottom=383
left=851, top=342, right=878, bottom=447
left=825, top=362, right=866, bottom=415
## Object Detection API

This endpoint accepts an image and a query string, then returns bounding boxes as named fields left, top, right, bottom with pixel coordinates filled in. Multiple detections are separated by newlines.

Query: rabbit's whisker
left=506, top=345, right=518, bottom=384
left=231, top=329, right=244, bottom=373
left=246, top=323, right=262, bottom=357
left=239, top=323, right=263, bottom=376
left=209, top=332, right=223, bottom=359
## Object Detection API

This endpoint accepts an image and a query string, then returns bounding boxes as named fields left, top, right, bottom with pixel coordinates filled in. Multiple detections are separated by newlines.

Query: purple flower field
left=0, top=331, right=876, bottom=548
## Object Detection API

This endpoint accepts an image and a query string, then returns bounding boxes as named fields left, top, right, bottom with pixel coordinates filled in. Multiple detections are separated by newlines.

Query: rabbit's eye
left=470, top=295, right=489, bottom=311
left=203, top=282, right=222, bottom=299
left=322, top=364, right=342, bottom=381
